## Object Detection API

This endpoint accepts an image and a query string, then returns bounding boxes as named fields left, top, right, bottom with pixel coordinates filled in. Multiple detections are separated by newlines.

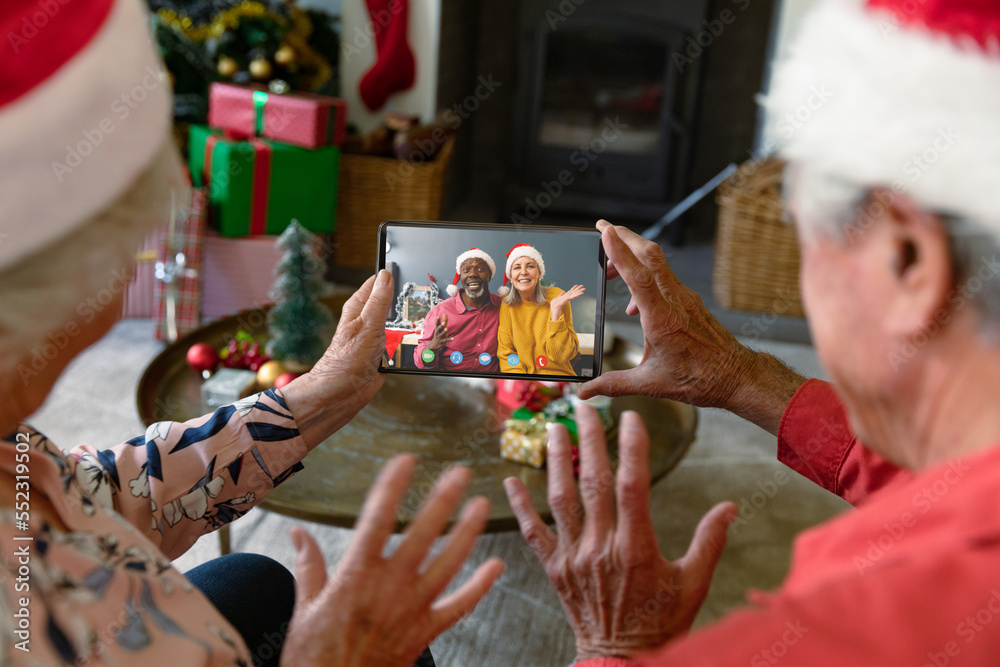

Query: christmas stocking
left=359, top=0, right=416, bottom=111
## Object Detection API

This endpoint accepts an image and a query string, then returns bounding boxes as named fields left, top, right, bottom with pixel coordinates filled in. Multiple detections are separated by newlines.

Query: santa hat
left=497, top=243, right=546, bottom=297
left=762, top=0, right=1000, bottom=231
left=0, top=0, right=172, bottom=270
left=446, top=247, right=497, bottom=296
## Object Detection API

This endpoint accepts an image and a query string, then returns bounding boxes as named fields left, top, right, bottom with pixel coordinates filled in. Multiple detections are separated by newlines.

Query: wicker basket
left=332, top=137, right=454, bottom=268
left=712, top=158, right=805, bottom=317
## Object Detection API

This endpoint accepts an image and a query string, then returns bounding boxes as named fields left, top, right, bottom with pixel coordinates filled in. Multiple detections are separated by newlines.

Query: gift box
left=208, top=83, right=347, bottom=149
left=154, top=187, right=206, bottom=340
left=495, top=380, right=568, bottom=411
left=500, top=413, right=549, bottom=468
left=201, top=231, right=285, bottom=320
left=189, top=125, right=339, bottom=238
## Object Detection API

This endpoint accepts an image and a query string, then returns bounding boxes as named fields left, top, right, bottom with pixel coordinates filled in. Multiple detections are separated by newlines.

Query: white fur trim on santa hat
left=761, top=0, right=1000, bottom=233
left=455, top=248, right=496, bottom=277
left=498, top=244, right=545, bottom=296
left=0, top=0, right=171, bottom=270
left=447, top=247, right=497, bottom=296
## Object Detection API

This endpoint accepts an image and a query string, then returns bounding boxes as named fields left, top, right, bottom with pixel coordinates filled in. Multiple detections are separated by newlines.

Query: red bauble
left=274, top=372, right=300, bottom=389
left=187, top=343, right=220, bottom=373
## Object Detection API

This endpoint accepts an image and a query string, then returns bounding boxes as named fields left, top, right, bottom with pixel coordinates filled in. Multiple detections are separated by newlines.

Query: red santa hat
left=446, top=247, right=497, bottom=296
left=762, top=0, right=1000, bottom=230
left=497, top=243, right=546, bottom=297
left=0, top=0, right=172, bottom=270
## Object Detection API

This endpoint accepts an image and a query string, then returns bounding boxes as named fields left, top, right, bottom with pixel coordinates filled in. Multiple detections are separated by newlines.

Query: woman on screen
left=497, top=243, right=584, bottom=376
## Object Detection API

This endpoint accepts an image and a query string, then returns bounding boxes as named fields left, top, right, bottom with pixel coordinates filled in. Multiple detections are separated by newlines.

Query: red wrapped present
left=201, top=231, right=285, bottom=320
left=153, top=188, right=206, bottom=340
left=208, top=82, right=347, bottom=149
left=495, top=380, right=568, bottom=411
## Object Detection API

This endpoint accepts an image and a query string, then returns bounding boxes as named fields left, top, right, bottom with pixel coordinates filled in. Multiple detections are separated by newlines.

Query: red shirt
left=582, top=379, right=1000, bottom=666
left=413, top=292, right=501, bottom=372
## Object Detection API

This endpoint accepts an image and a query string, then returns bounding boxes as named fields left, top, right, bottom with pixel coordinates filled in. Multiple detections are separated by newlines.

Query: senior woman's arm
left=71, top=274, right=394, bottom=560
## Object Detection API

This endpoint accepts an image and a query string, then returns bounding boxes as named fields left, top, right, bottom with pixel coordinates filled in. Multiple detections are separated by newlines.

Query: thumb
left=578, top=368, right=642, bottom=400
left=678, top=501, right=737, bottom=589
left=359, top=269, right=394, bottom=330
left=291, top=527, right=328, bottom=609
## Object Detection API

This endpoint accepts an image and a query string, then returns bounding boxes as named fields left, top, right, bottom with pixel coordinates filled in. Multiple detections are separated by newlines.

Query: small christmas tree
left=267, top=221, right=333, bottom=368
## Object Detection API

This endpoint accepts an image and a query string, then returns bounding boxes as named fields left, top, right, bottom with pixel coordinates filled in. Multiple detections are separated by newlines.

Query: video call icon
left=506, top=354, right=519, bottom=367
left=478, top=352, right=491, bottom=365
left=450, top=351, right=463, bottom=364
left=421, top=349, right=435, bottom=364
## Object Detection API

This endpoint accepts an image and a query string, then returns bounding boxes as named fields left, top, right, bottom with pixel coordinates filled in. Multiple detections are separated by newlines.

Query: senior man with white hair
left=0, top=1, right=502, bottom=665
left=503, top=0, right=1000, bottom=664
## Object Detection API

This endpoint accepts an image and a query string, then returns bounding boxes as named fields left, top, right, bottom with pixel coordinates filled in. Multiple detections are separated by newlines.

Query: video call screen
left=378, top=221, right=605, bottom=381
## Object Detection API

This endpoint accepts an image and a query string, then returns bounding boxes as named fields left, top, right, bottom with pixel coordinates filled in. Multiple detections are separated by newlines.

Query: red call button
left=536, top=355, right=549, bottom=368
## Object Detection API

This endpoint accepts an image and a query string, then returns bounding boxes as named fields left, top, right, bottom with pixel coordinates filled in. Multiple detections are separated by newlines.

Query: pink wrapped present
left=208, top=82, right=347, bottom=149
left=201, top=231, right=283, bottom=320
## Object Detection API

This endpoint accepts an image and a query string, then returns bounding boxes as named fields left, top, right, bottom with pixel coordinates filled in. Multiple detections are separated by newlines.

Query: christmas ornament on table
left=188, top=124, right=339, bottom=237
left=266, top=221, right=334, bottom=370
left=149, top=0, right=341, bottom=127
left=356, top=0, right=415, bottom=111
left=219, top=330, right=271, bottom=371
left=208, top=82, right=347, bottom=149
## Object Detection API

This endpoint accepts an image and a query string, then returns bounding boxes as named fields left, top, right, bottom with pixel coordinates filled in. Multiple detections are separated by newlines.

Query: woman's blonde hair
left=502, top=281, right=548, bottom=306
left=0, top=140, right=184, bottom=384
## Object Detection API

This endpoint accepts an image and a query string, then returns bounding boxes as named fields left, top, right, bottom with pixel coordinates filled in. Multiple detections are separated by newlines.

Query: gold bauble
left=249, top=57, right=272, bottom=80
left=274, top=45, right=296, bottom=66
left=217, top=56, right=239, bottom=78
left=256, top=360, right=288, bottom=388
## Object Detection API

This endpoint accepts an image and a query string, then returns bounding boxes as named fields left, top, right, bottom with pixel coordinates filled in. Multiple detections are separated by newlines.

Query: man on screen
left=414, top=247, right=501, bottom=372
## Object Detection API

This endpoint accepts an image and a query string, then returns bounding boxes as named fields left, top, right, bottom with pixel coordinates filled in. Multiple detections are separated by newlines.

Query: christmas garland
left=386, top=282, right=442, bottom=329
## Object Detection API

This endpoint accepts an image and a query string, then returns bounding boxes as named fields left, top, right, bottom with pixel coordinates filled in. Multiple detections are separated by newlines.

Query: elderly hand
left=580, top=221, right=805, bottom=435
left=280, top=270, right=393, bottom=448
left=280, top=456, right=505, bottom=667
left=505, top=405, right=736, bottom=661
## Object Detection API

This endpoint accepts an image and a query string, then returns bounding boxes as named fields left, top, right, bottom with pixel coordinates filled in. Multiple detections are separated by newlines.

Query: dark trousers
left=186, top=553, right=435, bottom=667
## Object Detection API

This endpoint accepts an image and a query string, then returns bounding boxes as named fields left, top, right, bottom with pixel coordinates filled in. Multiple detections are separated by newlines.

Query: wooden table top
left=138, top=294, right=697, bottom=533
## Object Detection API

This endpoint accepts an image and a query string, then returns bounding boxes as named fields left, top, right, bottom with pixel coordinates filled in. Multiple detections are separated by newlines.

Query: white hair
left=785, top=164, right=1000, bottom=340
left=0, top=141, right=184, bottom=383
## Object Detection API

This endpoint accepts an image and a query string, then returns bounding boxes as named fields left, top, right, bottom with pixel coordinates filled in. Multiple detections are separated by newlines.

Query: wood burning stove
left=505, top=0, right=709, bottom=225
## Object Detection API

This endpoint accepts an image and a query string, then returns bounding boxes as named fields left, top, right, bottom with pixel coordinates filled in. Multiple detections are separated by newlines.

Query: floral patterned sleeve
left=68, top=388, right=308, bottom=561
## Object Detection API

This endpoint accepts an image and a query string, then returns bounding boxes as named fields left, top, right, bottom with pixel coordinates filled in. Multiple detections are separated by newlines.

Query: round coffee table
left=137, top=294, right=697, bottom=545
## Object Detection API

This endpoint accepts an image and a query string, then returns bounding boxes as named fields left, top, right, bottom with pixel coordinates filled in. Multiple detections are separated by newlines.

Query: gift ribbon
left=202, top=132, right=271, bottom=235
left=252, top=90, right=268, bottom=137
left=248, top=137, right=271, bottom=236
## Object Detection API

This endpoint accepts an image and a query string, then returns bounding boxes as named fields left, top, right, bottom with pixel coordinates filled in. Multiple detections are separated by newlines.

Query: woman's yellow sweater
left=498, top=285, right=580, bottom=376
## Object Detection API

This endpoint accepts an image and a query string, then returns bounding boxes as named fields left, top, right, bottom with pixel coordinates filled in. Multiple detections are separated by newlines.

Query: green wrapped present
left=189, top=125, right=339, bottom=237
